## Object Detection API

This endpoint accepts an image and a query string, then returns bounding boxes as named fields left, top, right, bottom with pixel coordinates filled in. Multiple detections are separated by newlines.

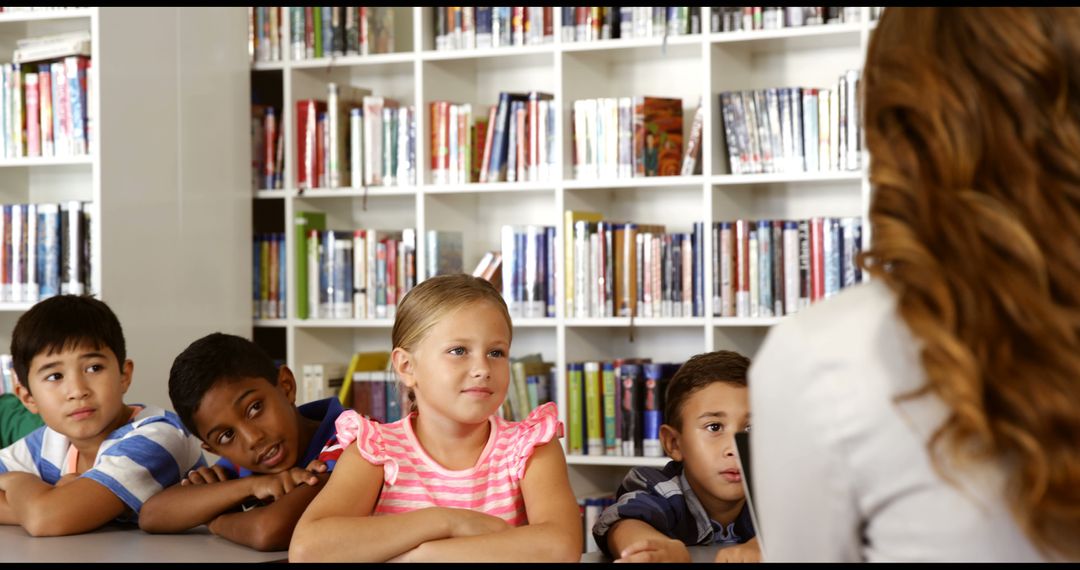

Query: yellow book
left=337, top=350, right=391, bottom=407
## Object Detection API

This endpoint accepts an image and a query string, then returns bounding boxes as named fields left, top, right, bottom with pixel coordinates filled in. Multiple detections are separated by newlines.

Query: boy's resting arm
left=290, top=444, right=494, bottom=562
left=207, top=473, right=329, bottom=552
left=0, top=472, right=126, bottom=536
left=138, top=474, right=266, bottom=533
left=607, top=518, right=691, bottom=563
left=0, top=491, right=16, bottom=524
left=396, top=440, right=583, bottom=563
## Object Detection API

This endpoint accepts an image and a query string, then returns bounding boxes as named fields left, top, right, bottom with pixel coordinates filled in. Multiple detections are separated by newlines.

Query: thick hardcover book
left=584, top=361, right=603, bottom=456
left=425, top=229, right=463, bottom=278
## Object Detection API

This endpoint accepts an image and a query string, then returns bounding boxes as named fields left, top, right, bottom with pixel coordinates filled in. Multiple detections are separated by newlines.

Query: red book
left=810, top=217, right=824, bottom=302
left=295, top=99, right=326, bottom=188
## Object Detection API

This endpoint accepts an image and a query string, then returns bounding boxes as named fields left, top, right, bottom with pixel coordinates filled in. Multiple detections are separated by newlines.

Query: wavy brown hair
left=860, top=7, right=1080, bottom=559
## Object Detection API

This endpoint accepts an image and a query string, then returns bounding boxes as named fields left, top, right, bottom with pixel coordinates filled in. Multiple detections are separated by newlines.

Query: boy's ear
left=200, top=441, right=213, bottom=453
left=13, top=378, right=39, bottom=415
left=660, top=424, right=683, bottom=462
left=119, top=359, right=134, bottom=394
left=391, top=347, right=415, bottom=389
left=276, top=365, right=297, bottom=404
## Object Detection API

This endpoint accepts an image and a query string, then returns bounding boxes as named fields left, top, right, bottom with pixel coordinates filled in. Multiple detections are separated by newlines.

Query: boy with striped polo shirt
left=0, top=295, right=206, bottom=536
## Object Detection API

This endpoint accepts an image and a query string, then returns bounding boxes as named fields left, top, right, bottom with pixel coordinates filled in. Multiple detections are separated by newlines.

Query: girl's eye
left=488, top=349, right=505, bottom=358
left=448, top=347, right=465, bottom=356
left=705, top=423, right=724, bottom=433
left=218, top=430, right=234, bottom=446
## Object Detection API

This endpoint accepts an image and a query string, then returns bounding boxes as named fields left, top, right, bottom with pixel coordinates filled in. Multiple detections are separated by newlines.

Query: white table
left=0, top=524, right=286, bottom=563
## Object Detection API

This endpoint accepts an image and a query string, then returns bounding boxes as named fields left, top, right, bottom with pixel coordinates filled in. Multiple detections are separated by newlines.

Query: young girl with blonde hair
left=289, top=274, right=582, bottom=562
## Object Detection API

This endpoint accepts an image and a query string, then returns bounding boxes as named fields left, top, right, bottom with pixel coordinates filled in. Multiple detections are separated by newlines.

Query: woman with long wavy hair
left=748, top=7, right=1080, bottom=562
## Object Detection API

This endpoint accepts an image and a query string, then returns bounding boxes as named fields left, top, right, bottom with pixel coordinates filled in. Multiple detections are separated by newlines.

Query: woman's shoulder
left=763, top=280, right=906, bottom=358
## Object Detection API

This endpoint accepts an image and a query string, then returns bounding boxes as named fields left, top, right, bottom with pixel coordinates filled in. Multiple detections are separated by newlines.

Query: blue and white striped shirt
left=0, top=404, right=206, bottom=523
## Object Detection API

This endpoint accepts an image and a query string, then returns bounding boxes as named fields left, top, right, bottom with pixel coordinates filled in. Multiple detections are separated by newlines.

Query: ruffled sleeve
left=508, top=401, right=563, bottom=480
left=331, top=410, right=399, bottom=484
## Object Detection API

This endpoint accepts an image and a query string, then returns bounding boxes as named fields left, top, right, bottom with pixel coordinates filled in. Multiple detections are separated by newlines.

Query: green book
left=312, top=7, right=323, bottom=58
left=567, top=362, right=584, bottom=456
left=584, top=361, right=603, bottom=456
left=294, top=211, right=326, bottom=320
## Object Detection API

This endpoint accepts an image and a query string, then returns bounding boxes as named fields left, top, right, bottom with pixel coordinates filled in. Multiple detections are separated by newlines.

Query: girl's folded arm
left=403, top=440, right=584, bottom=563
left=287, top=443, right=455, bottom=562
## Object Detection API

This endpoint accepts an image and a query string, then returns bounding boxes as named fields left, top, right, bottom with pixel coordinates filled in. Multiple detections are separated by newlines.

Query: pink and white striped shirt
left=320, top=402, right=562, bottom=526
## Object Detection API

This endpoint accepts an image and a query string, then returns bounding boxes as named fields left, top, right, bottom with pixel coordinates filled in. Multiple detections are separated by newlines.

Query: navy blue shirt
left=214, top=397, right=345, bottom=478
left=592, top=460, right=756, bottom=558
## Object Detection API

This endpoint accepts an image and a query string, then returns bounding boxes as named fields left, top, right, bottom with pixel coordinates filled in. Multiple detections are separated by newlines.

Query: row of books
left=498, top=224, right=557, bottom=319
left=302, top=351, right=391, bottom=407
left=0, top=56, right=91, bottom=160
left=565, top=210, right=707, bottom=319
left=252, top=232, right=285, bottom=320
left=248, top=7, right=396, bottom=63
left=467, top=91, right=556, bottom=184
left=294, top=86, right=417, bottom=190
left=713, top=216, right=864, bottom=319
left=294, top=221, right=464, bottom=320
left=567, top=359, right=681, bottom=458
left=720, top=69, right=862, bottom=175
left=561, top=7, right=701, bottom=43
left=0, top=201, right=91, bottom=305
left=435, top=7, right=553, bottom=51
left=710, top=6, right=874, bottom=32
left=497, top=354, right=555, bottom=423
left=571, top=96, right=685, bottom=180
left=302, top=226, right=417, bottom=321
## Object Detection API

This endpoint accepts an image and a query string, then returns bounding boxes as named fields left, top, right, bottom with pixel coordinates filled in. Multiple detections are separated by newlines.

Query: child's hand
left=446, top=507, right=512, bottom=538
left=248, top=467, right=320, bottom=502
left=303, top=459, right=328, bottom=474
left=181, top=465, right=231, bottom=486
left=615, top=537, right=692, bottom=563
left=714, top=539, right=762, bottom=563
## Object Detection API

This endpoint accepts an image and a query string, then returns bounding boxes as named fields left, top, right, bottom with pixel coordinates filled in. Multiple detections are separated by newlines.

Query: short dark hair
left=169, top=332, right=280, bottom=437
left=664, top=350, right=750, bottom=430
left=11, top=295, right=127, bottom=393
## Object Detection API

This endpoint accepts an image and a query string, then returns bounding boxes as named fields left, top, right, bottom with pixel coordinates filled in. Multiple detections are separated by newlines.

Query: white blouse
left=749, top=280, right=1052, bottom=562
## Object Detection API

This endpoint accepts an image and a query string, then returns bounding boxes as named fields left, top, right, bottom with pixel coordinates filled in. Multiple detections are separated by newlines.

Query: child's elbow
left=22, top=512, right=79, bottom=537
left=547, top=529, right=584, bottom=562
left=248, top=519, right=293, bottom=552
left=289, top=534, right=319, bottom=562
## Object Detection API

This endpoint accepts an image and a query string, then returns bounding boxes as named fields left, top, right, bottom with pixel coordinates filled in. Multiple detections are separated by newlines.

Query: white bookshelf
left=250, top=6, right=874, bottom=497
left=0, top=8, right=250, bottom=410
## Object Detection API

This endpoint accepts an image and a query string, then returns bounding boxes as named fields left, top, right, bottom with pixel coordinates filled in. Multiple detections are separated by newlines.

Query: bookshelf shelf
left=0, top=8, right=94, bottom=24
left=562, top=176, right=705, bottom=190
left=0, top=302, right=35, bottom=312
left=253, top=318, right=289, bottom=328
left=423, top=181, right=556, bottom=195
left=709, top=171, right=862, bottom=186
left=707, top=21, right=864, bottom=46
left=421, top=43, right=555, bottom=61
left=289, top=51, right=416, bottom=69
left=567, top=454, right=670, bottom=468
left=247, top=6, right=874, bottom=501
left=0, top=155, right=93, bottom=168
left=291, top=186, right=418, bottom=198
left=565, top=317, right=707, bottom=328
left=559, top=33, right=703, bottom=54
